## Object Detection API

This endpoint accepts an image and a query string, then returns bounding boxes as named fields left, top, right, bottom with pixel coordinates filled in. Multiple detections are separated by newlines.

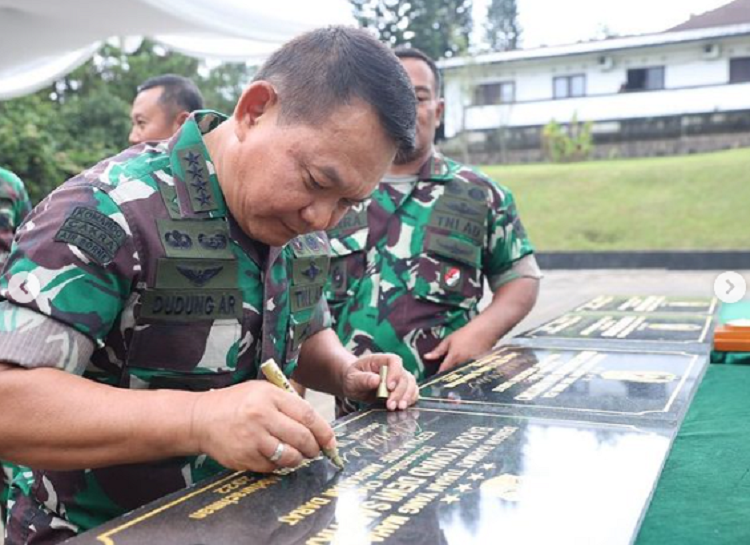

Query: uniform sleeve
left=0, top=181, right=140, bottom=374
left=482, top=180, right=537, bottom=291
left=307, top=296, right=332, bottom=337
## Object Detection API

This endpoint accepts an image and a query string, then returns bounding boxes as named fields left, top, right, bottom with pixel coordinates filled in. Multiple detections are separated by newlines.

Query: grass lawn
left=481, top=147, right=750, bottom=252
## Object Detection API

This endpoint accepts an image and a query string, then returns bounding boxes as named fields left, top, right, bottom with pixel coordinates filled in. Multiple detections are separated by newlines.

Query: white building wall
left=442, top=33, right=750, bottom=138
left=463, top=82, right=750, bottom=130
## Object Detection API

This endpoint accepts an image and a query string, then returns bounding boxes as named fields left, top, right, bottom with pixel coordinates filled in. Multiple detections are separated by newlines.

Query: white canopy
left=0, top=0, right=356, bottom=99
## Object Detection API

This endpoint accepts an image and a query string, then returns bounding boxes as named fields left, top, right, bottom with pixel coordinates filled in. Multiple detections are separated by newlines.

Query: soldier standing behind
left=326, top=47, right=541, bottom=386
left=0, top=166, right=31, bottom=528
left=0, top=27, right=418, bottom=545
left=129, top=74, right=204, bottom=145
left=0, top=168, right=32, bottom=267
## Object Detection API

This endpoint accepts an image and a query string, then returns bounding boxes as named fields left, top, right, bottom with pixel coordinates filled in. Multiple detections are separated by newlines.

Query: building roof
left=439, top=23, right=750, bottom=70
left=667, top=0, right=750, bottom=32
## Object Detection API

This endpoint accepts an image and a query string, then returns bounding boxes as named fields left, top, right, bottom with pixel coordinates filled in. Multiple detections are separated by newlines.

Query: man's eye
left=308, top=175, right=323, bottom=190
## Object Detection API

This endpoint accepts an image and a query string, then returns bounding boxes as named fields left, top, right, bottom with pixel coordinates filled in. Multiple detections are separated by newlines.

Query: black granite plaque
left=518, top=311, right=713, bottom=347
left=419, top=344, right=708, bottom=425
left=573, top=295, right=717, bottom=315
left=68, top=408, right=672, bottom=545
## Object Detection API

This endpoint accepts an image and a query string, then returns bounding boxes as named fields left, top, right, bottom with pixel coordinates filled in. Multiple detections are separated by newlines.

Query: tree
left=0, top=40, right=253, bottom=204
left=351, top=0, right=473, bottom=60
left=484, top=0, right=521, bottom=52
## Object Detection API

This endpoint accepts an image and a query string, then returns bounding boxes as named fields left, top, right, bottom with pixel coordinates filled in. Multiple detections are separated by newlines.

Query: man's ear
left=435, top=98, right=445, bottom=128
left=234, top=81, right=278, bottom=141
left=173, top=110, right=191, bottom=128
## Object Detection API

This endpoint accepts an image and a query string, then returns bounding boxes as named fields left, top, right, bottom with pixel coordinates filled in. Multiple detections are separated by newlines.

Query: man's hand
left=190, top=381, right=335, bottom=473
left=341, top=354, right=419, bottom=411
left=423, top=324, right=495, bottom=374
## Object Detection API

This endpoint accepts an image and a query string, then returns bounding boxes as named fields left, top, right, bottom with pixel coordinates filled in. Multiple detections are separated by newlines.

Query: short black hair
left=137, top=74, right=204, bottom=116
left=253, top=26, right=416, bottom=157
left=394, top=47, right=442, bottom=97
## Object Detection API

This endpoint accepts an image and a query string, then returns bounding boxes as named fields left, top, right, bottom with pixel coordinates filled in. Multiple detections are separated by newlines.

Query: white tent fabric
left=0, top=0, right=355, bottom=99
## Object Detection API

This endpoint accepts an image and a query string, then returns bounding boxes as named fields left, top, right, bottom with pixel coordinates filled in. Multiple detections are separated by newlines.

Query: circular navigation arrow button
left=714, top=271, right=747, bottom=304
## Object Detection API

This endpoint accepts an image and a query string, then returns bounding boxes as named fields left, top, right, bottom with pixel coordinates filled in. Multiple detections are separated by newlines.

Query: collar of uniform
left=168, top=110, right=228, bottom=218
left=417, top=151, right=453, bottom=183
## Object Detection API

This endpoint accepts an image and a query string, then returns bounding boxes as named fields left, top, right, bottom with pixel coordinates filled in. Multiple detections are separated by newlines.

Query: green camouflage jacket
left=0, top=168, right=32, bottom=523
left=325, top=152, right=533, bottom=381
left=0, top=111, right=330, bottom=544
left=0, top=167, right=32, bottom=266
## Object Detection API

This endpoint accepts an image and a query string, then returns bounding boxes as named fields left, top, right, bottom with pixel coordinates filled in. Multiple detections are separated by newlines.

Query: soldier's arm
left=294, top=328, right=418, bottom=411
left=474, top=177, right=541, bottom=343
left=0, top=360, right=336, bottom=472
left=470, top=273, right=540, bottom=342
left=0, top=361, right=199, bottom=469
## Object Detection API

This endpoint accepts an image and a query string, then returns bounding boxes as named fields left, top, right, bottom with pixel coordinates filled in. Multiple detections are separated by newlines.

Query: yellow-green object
left=260, top=359, right=297, bottom=394
left=377, top=365, right=389, bottom=399
left=260, top=359, right=344, bottom=470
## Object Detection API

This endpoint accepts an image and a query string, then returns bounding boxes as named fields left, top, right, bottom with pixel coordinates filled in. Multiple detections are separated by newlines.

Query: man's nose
left=301, top=200, right=337, bottom=232
left=128, top=129, right=140, bottom=145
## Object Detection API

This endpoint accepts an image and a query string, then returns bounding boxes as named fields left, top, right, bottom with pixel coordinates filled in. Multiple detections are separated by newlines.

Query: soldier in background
left=0, top=167, right=31, bottom=267
left=0, top=27, right=418, bottom=544
left=326, top=47, right=541, bottom=388
left=0, top=166, right=31, bottom=526
left=129, top=74, right=204, bottom=145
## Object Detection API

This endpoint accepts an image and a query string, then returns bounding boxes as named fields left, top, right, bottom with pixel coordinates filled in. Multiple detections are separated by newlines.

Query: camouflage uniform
left=0, top=167, right=32, bottom=267
left=325, top=152, right=536, bottom=382
left=0, top=111, right=330, bottom=544
left=0, top=167, right=32, bottom=526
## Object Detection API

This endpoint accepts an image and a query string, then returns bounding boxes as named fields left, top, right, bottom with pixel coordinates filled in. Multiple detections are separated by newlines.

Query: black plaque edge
left=572, top=295, right=718, bottom=316
left=518, top=313, right=715, bottom=345
left=510, top=336, right=713, bottom=355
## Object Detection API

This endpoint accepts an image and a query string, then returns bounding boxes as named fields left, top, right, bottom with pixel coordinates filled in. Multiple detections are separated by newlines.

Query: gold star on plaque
left=468, top=473, right=484, bottom=481
left=481, top=474, right=522, bottom=502
left=440, top=494, right=460, bottom=504
left=456, top=484, right=472, bottom=493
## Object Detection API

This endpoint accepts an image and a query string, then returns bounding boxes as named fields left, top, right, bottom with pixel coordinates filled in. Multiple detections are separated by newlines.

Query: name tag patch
left=290, top=283, right=324, bottom=312
left=140, top=288, right=243, bottom=321
left=428, top=211, right=484, bottom=244
left=328, top=206, right=368, bottom=237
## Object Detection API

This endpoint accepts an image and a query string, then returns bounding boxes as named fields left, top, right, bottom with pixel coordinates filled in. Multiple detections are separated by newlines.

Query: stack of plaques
left=514, top=295, right=716, bottom=354
left=68, top=295, right=715, bottom=545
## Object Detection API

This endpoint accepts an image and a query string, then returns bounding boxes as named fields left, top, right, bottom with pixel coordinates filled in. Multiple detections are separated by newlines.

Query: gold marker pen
left=376, top=365, right=389, bottom=400
left=260, top=359, right=345, bottom=470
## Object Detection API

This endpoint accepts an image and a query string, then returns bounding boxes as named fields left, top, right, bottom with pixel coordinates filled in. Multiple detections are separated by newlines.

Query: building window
left=624, top=66, right=665, bottom=91
left=730, top=57, right=750, bottom=83
left=473, top=82, right=515, bottom=105
left=553, top=75, right=586, bottom=99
